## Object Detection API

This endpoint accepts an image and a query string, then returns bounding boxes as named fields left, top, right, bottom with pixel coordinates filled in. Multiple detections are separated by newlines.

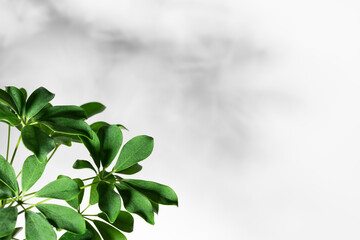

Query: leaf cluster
left=0, top=86, right=178, bottom=240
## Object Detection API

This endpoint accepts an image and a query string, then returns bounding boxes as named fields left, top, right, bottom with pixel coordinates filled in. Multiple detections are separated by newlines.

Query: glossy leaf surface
left=93, top=220, right=127, bottom=240
left=21, top=155, right=46, bottom=192
left=116, top=164, right=142, bottom=175
left=5, top=86, right=25, bottom=115
left=25, top=211, right=56, bottom=240
left=98, top=211, right=134, bottom=233
left=98, top=125, right=123, bottom=168
left=25, top=87, right=55, bottom=120
left=97, top=182, right=121, bottom=223
left=73, top=160, right=96, bottom=173
left=36, top=178, right=80, bottom=201
left=66, top=178, right=84, bottom=210
left=80, top=102, right=105, bottom=118
left=0, top=105, right=20, bottom=126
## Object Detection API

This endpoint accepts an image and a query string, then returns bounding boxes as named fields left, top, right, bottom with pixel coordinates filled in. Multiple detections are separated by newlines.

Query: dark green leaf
left=114, top=135, right=154, bottom=172
left=0, top=181, right=14, bottom=200
left=21, top=155, right=46, bottom=192
left=66, top=178, right=84, bottom=210
left=34, top=105, right=87, bottom=121
left=79, top=131, right=100, bottom=168
left=151, top=200, right=159, bottom=214
left=5, top=86, right=25, bottom=115
left=93, top=220, right=127, bottom=240
left=0, top=155, right=18, bottom=195
left=90, top=121, right=109, bottom=133
left=42, top=117, right=92, bottom=139
left=98, top=211, right=134, bottom=233
left=98, top=125, right=123, bottom=168
left=115, top=183, right=154, bottom=225
left=86, top=221, right=102, bottom=240
left=122, top=179, right=178, bottom=206
left=36, top=178, right=80, bottom=201
left=22, top=125, right=55, bottom=162
left=36, top=204, right=86, bottom=234
left=20, top=88, right=27, bottom=100
left=0, top=105, right=20, bottom=126
left=80, top=102, right=106, bottom=118
left=0, top=207, right=17, bottom=238
left=116, top=164, right=142, bottom=175
left=0, top=89, right=17, bottom=112
left=73, top=160, right=96, bottom=173
left=89, top=176, right=100, bottom=205
left=59, top=229, right=93, bottom=240
left=25, top=211, right=56, bottom=240
left=97, top=182, right=121, bottom=223
left=25, top=87, right=55, bottom=120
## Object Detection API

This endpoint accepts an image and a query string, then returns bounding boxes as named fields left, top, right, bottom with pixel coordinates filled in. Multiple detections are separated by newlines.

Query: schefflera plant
left=0, top=86, right=178, bottom=240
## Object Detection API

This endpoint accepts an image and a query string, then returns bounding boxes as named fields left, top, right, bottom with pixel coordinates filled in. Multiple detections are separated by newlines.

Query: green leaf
left=116, top=164, right=142, bottom=175
left=0, top=227, right=22, bottom=240
left=89, top=176, right=100, bottom=205
left=115, top=183, right=155, bottom=225
left=25, top=87, right=55, bottom=120
left=0, top=207, right=17, bottom=238
left=25, top=211, right=57, bottom=240
left=98, top=125, right=123, bottom=168
left=0, top=181, right=14, bottom=200
left=66, top=178, right=84, bottom=210
left=42, top=117, right=92, bottom=139
left=73, top=160, right=96, bottom=173
left=114, top=135, right=154, bottom=172
left=36, top=204, right=86, bottom=234
left=97, top=182, right=121, bottom=223
left=0, top=155, right=18, bottom=195
left=90, top=121, right=109, bottom=133
left=34, top=105, right=87, bottom=121
left=20, top=88, right=27, bottom=100
left=36, top=178, right=80, bottom=200
left=93, top=220, right=127, bottom=240
left=0, top=105, right=20, bottom=126
left=59, top=229, right=93, bottom=240
left=5, top=86, right=25, bottom=115
left=122, top=179, right=178, bottom=206
left=0, top=89, right=17, bottom=112
left=22, top=125, right=56, bottom=162
left=86, top=221, right=102, bottom=240
left=98, top=211, right=134, bottom=233
left=79, top=131, right=101, bottom=168
left=21, top=155, right=46, bottom=192
left=151, top=200, right=159, bottom=214
left=80, top=102, right=106, bottom=118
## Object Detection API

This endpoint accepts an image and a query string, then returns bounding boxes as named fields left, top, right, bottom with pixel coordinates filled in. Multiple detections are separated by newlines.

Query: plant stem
left=80, top=204, right=90, bottom=214
left=23, top=191, right=37, bottom=197
left=47, top=145, right=59, bottom=163
left=16, top=170, right=22, bottom=179
left=82, top=176, right=95, bottom=181
left=80, top=181, right=99, bottom=189
left=18, top=198, right=51, bottom=214
left=6, top=125, right=10, bottom=161
left=10, top=134, right=22, bottom=165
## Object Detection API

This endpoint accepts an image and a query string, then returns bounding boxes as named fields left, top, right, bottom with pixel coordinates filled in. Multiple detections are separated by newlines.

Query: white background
left=1, top=0, right=360, bottom=239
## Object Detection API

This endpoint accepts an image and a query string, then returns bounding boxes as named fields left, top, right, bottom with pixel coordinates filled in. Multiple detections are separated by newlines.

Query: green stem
left=82, top=176, right=95, bottom=181
left=23, top=191, right=37, bottom=197
left=16, top=170, right=22, bottom=179
left=80, top=204, right=90, bottom=214
left=18, top=198, right=52, bottom=215
left=47, top=145, right=59, bottom=163
left=10, top=134, right=22, bottom=165
left=6, top=125, right=10, bottom=161
left=80, top=181, right=99, bottom=189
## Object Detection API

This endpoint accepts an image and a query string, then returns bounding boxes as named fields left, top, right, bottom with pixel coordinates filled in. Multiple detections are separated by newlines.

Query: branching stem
left=10, top=134, right=22, bottom=165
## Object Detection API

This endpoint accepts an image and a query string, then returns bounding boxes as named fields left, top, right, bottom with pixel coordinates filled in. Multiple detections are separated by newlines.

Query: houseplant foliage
left=0, top=86, right=178, bottom=240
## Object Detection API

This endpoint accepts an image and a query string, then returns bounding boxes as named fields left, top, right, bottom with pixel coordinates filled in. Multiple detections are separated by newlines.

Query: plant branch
left=46, top=145, right=59, bottom=163
left=10, top=134, right=22, bottom=165
left=6, top=125, right=10, bottom=161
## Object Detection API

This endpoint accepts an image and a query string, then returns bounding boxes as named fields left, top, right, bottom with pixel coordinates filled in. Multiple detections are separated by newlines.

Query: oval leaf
left=25, top=87, right=55, bottom=120
left=0, top=207, right=17, bottom=238
left=5, top=86, right=25, bottom=115
left=98, top=211, right=134, bottom=233
left=42, top=118, right=92, bottom=139
left=0, top=89, right=17, bottom=112
left=80, top=102, right=106, bottom=118
left=98, top=125, right=123, bottom=168
left=21, top=155, right=46, bottom=192
left=22, top=125, right=55, bottom=162
left=66, top=178, right=85, bottom=210
left=0, top=105, right=20, bottom=126
left=25, top=211, right=56, bottom=240
left=89, top=176, right=100, bottom=205
left=93, top=220, right=127, bottom=240
left=34, top=105, right=87, bottom=121
left=97, top=182, right=121, bottom=223
left=59, top=229, right=93, bottom=240
left=73, top=160, right=96, bottom=173
left=79, top=131, right=101, bottom=168
left=115, top=183, right=154, bottom=225
left=114, top=135, right=154, bottom=172
left=36, top=178, right=80, bottom=201
left=116, top=164, right=142, bottom=175
left=122, top=179, right=178, bottom=206
left=0, top=155, right=18, bottom=195
left=36, top=204, right=86, bottom=234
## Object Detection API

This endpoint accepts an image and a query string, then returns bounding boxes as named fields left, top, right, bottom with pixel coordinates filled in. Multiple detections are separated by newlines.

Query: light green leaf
left=36, top=178, right=80, bottom=201
left=0, top=181, right=14, bottom=200
left=73, top=160, right=96, bottom=173
left=79, top=131, right=100, bottom=168
left=36, top=204, right=86, bottom=234
left=122, top=179, right=178, bottom=206
left=5, top=86, right=25, bottom=115
left=97, top=182, right=121, bottom=223
left=116, top=164, right=142, bottom=175
left=89, top=176, right=100, bottom=205
left=80, top=102, right=105, bottom=118
left=0, top=227, right=22, bottom=240
left=21, top=155, right=46, bottom=192
left=34, top=105, right=87, bottom=121
left=115, top=183, right=155, bottom=225
left=66, top=178, right=84, bottom=210
left=42, top=117, right=92, bottom=139
left=98, top=211, right=134, bottom=233
left=0, top=207, right=17, bottom=238
left=0, top=105, right=20, bottom=126
left=25, top=211, right=56, bottom=240
left=22, top=125, right=55, bottom=162
left=93, top=220, right=127, bottom=240
left=114, top=135, right=154, bottom=172
left=0, top=155, right=18, bottom=195
left=98, top=125, right=123, bottom=168
left=25, top=87, right=55, bottom=120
